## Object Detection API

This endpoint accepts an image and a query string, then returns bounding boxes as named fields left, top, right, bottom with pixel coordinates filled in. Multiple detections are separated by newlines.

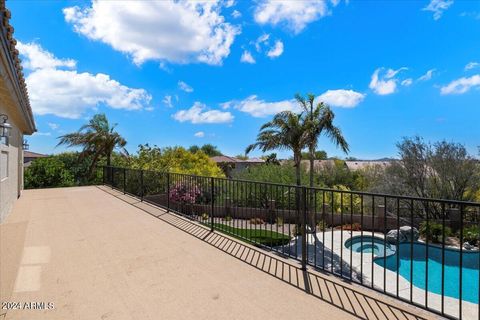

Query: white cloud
left=18, top=42, right=151, bottom=119
left=63, top=1, right=240, bottom=66
left=32, top=132, right=51, bottom=136
left=173, top=102, right=233, bottom=124
left=266, top=40, right=284, bottom=58
left=401, top=78, right=413, bottom=86
left=163, top=95, right=173, bottom=108
left=240, top=51, right=256, bottom=64
left=254, top=0, right=337, bottom=34
left=194, top=131, right=205, bottom=138
left=418, top=68, right=436, bottom=81
left=231, top=10, right=241, bottom=19
left=145, top=106, right=154, bottom=112
left=385, top=67, right=408, bottom=79
left=422, top=0, right=453, bottom=20
left=440, top=74, right=480, bottom=94
left=255, top=33, right=270, bottom=51
left=465, top=62, right=480, bottom=71
left=317, top=89, right=365, bottom=108
left=223, top=95, right=299, bottom=118
left=369, top=67, right=407, bottom=95
left=16, top=42, right=76, bottom=70
left=48, top=122, right=59, bottom=130
left=225, top=0, right=235, bottom=8
left=178, top=81, right=193, bottom=93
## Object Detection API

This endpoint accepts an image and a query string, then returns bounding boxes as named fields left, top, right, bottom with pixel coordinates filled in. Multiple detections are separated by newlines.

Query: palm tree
left=57, top=113, right=127, bottom=177
left=246, top=111, right=307, bottom=186
left=295, top=94, right=349, bottom=188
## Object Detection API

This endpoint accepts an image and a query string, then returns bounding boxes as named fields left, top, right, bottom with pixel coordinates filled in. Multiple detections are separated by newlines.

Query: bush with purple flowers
left=169, top=182, right=201, bottom=204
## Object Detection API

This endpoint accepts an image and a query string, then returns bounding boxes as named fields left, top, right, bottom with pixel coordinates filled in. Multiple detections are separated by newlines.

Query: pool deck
left=285, top=230, right=478, bottom=320
left=0, top=186, right=438, bottom=320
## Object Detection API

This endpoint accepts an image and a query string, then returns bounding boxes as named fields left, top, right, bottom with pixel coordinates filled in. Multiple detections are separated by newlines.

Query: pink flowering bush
left=169, top=182, right=201, bottom=204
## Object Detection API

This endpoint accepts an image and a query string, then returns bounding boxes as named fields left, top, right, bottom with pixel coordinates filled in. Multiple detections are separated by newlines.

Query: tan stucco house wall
left=0, top=2, right=36, bottom=222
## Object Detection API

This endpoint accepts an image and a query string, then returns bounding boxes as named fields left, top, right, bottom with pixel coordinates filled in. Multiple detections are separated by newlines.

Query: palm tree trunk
left=87, top=152, right=101, bottom=180
left=294, top=152, right=301, bottom=186
left=309, top=146, right=314, bottom=187
left=308, top=146, right=315, bottom=233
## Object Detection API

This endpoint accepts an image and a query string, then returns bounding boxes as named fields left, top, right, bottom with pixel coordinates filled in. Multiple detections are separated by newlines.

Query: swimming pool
left=375, top=242, right=479, bottom=303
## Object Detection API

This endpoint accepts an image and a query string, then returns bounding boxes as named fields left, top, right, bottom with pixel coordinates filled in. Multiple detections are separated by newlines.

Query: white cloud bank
left=223, top=89, right=364, bottom=118
left=422, top=0, right=453, bottom=20
left=173, top=102, right=233, bottom=124
left=63, top=1, right=240, bottom=66
left=440, top=74, right=480, bottom=94
left=18, top=42, right=151, bottom=119
left=317, top=90, right=365, bottom=108
left=222, top=95, right=299, bottom=118
left=254, top=0, right=338, bottom=34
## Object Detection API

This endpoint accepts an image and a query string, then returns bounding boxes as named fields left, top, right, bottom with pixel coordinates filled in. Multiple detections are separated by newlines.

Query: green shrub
left=461, top=225, right=479, bottom=245
left=224, top=215, right=232, bottom=222
left=24, top=157, right=75, bottom=189
left=419, top=221, right=451, bottom=243
left=316, top=220, right=328, bottom=231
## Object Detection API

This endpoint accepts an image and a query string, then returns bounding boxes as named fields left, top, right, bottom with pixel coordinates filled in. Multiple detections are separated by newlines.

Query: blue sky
left=11, top=0, right=480, bottom=159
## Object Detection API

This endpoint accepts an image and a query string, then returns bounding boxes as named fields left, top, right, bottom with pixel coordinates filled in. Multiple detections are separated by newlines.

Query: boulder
left=386, top=226, right=419, bottom=244
left=400, top=226, right=419, bottom=242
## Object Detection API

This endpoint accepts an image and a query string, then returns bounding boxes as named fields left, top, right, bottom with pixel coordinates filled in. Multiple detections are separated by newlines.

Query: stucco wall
left=0, top=111, right=23, bottom=223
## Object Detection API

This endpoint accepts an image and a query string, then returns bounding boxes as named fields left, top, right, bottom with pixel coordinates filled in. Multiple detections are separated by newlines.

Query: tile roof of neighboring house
left=0, top=1, right=35, bottom=133
left=210, top=156, right=265, bottom=164
left=24, top=151, right=47, bottom=158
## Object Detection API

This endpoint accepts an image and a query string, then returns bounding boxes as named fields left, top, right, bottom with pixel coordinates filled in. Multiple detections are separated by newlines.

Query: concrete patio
left=1, top=186, right=438, bottom=320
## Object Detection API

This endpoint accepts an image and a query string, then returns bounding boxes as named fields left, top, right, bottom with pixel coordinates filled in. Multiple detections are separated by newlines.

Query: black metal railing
left=103, top=165, right=480, bottom=320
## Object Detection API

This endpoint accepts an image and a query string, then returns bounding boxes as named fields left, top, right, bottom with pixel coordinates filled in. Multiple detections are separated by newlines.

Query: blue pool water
left=345, top=236, right=396, bottom=257
left=375, top=242, right=479, bottom=303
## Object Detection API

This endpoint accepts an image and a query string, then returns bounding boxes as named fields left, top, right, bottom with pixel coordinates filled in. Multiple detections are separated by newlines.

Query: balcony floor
left=1, top=186, right=437, bottom=320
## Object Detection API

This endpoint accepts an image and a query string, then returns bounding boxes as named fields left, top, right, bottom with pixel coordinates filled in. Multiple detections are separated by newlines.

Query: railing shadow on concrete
left=97, top=185, right=430, bottom=320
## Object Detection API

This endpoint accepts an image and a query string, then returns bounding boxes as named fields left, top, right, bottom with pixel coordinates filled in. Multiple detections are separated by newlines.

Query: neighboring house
left=345, top=160, right=393, bottom=171
left=23, top=151, right=47, bottom=167
left=281, top=159, right=394, bottom=172
left=0, top=3, right=36, bottom=222
left=299, top=159, right=341, bottom=172
left=211, top=156, right=265, bottom=177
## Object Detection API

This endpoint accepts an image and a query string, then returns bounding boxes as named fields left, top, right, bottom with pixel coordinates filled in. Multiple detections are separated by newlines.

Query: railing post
left=140, top=169, right=144, bottom=201
left=102, top=166, right=105, bottom=185
left=301, top=186, right=307, bottom=271
left=123, top=168, right=126, bottom=194
left=111, top=167, right=114, bottom=189
left=166, top=173, right=170, bottom=212
left=211, top=177, right=215, bottom=232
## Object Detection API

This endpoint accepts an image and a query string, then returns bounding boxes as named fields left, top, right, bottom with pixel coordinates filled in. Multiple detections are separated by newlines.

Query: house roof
left=0, top=1, right=35, bottom=134
left=24, top=151, right=47, bottom=158
left=210, top=156, right=265, bottom=164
